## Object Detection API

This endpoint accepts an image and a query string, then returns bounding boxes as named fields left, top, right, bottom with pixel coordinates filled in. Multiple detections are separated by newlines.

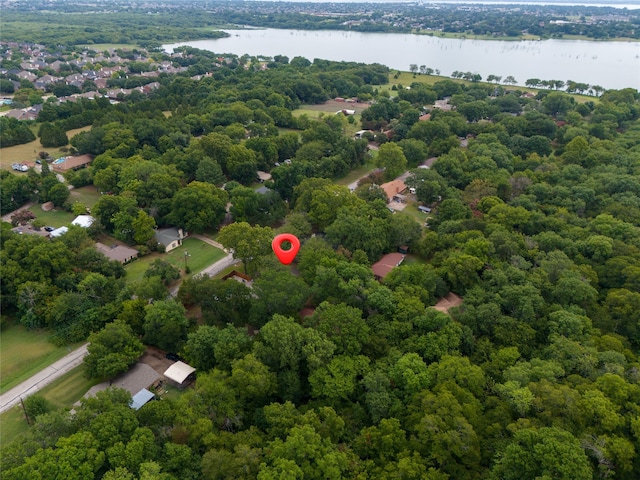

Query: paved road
left=0, top=343, right=89, bottom=415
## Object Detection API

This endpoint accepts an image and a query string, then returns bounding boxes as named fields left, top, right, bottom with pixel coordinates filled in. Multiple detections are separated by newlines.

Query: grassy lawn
left=37, top=366, right=101, bottom=410
left=0, top=323, right=80, bottom=394
left=336, top=159, right=377, bottom=187
left=31, top=208, right=75, bottom=229
left=0, top=126, right=91, bottom=171
left=211, top=264, right=242, bottom=280
left=67, top=185, right=101, bottom=209
left=399, top=203, right=430, bottom=226
left=0, top=365, right=101, bottom=443
left=0, top=406, right=28, bottom=445
left=125, top=237, right=226, bottom=284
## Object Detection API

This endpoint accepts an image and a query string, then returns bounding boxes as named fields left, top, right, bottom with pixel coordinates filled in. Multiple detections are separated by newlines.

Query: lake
left=164, top=29, right=640, bottom=90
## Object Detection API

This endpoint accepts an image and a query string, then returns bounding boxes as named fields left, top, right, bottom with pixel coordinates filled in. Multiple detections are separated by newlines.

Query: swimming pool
left=52, top=157, right=66, bottom=165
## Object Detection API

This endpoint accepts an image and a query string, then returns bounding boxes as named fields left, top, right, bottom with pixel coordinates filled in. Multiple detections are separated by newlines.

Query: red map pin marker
left=272, top=233, right=300, bottom=265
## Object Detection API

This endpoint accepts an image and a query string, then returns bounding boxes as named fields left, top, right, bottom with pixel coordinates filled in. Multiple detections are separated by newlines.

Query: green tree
left=48, top=182, right=70, bottom=207
left=305, top=302, right=369, bottom=355
left=251, top=267, right=310, bottom=326
left=376, top=142, right=408, bottom=181
left=84, top=321, right=144, bottom=379
left=218, top=222, right=273, bottom=275
left=167, top=181, right=228, bottom=233
left=143, top=299, right=189, bottom=353
left=182, top=324, right=252, bottom=372
left=144, top=259, right=180, bottom=285
left=38, top=122, right=68, bottom=148
left=490, top=427, right=593, bottom=480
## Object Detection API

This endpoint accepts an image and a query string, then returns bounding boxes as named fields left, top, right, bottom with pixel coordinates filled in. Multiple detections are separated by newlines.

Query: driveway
left=169, top=253, right=240, bottom=297
left=0, top=343, right=89, bottom=414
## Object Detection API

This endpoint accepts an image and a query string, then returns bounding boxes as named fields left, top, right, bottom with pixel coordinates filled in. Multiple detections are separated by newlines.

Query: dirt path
left=0, top=343, right=89, bottom=415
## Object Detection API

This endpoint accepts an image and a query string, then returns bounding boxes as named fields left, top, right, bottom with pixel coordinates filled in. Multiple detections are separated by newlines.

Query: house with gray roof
left=154, top=228, right=187, bottom=252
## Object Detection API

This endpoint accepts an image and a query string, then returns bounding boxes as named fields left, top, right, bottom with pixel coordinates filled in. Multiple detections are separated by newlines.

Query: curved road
left=0, top=343, right=89, bottom=415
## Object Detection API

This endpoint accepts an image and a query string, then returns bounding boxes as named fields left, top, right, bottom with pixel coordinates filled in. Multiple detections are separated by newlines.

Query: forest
left=1, top=45, right=640, bottom=479
left=1, top=0, right=639, bottom=45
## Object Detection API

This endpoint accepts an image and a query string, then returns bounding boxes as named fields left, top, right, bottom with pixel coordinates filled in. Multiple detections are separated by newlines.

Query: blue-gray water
left=165, top=29, right=640, bottom=90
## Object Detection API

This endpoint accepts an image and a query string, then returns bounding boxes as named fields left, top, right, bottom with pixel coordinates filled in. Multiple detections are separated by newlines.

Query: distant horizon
left=245, top=0, right=640, bottom=7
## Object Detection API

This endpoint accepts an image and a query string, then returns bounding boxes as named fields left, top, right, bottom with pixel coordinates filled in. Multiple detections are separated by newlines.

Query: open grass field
left=381, top=72, right=598, bottom=104
left=125, top=237, right=226, bottom=284
left=68, top=185, right=101, bottom=209
left=0, top=126, right=91, bottom=171
left=0, top=323, right=80, bottom=394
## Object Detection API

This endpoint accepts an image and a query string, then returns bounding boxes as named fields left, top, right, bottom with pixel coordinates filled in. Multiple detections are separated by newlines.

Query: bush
left=23, top=395, right=53, bottom=420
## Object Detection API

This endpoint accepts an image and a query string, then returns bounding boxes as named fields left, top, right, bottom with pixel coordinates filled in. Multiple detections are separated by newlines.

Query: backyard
left=125, top=237, right=226, bottom=284
left=0, top=126, right=91, bottom=171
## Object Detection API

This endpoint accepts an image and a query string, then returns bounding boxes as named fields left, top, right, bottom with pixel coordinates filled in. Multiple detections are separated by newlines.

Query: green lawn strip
left=125, top=238, right=226, bottom=284
left=0, top=324, right=81, bottom=394
left=335, top=159, right=377, bottom=186
left=37, top=366, right=101, bottom=410
left=211, top=264, right=241, bottom=280
left=0, top=406, right=28, bottom=445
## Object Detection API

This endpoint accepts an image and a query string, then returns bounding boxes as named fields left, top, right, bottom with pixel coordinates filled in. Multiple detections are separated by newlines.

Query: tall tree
left=84, top=321, right=144, bottom=379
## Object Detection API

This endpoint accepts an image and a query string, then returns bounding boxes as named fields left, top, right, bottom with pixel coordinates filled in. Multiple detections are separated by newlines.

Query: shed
left=50, top=226, right=68, bottom=238
left=256, top=171, right=272, bottom=183
left=130, top=388, right=155, bottom=410
left=72, top=214, right=95, bottom=228
left=163, top=361, right=196, bottom=388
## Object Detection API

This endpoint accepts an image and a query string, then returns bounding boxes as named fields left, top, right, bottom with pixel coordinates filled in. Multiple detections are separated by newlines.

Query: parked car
left=166, top=353, right=182, bottom=362
left=44, top=226, right=55, bottom=232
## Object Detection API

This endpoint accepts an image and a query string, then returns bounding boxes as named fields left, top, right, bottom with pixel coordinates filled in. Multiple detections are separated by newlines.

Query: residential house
left=17, top=71, right=37, bottom=82
left=52, top=154, right=94, bottom=172
left=154, top=227, right=187, bottom=252
left=95, top=242, right=139, bottom=264
left=49, top=60, right=66, bottom=72
left=371, top=252, right=405, bottom=281
left=380, top=179, right=407, bottom=203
